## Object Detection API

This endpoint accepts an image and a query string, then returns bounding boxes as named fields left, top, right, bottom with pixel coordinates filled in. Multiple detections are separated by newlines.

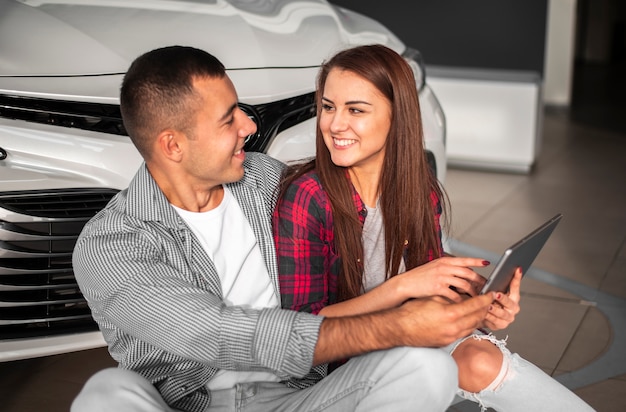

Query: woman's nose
left=329, top=111, right=347, bottom=132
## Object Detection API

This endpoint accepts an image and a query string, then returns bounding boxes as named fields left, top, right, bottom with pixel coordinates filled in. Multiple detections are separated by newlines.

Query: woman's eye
left=321, top=103, right=333, bottom=111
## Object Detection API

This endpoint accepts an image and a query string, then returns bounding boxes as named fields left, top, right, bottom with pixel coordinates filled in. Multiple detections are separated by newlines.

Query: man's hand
left=397, top=293, right=494, bottom=347
left=313, top=292, right=495, bottom=365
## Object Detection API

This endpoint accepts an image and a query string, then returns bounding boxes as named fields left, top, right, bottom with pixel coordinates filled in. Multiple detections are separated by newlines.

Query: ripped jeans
left=443, top=331, right=595, bottom=412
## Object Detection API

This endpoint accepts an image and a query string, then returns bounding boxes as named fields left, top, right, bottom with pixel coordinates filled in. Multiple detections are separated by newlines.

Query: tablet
left=480, top=213, right=563, bottom=294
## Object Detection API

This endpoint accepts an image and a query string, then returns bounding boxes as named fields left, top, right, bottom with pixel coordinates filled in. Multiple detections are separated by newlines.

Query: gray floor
left=445, top=107, right=626, bottom=411
left=1, top=98, right=625, bottom=410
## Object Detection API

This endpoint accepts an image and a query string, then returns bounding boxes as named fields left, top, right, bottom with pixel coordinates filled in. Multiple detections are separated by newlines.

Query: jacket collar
left=125, top=161, right=259, bottom=227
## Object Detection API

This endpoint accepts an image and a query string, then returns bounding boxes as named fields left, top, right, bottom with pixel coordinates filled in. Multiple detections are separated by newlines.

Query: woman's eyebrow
left=321, top=96, right=372, bottom=106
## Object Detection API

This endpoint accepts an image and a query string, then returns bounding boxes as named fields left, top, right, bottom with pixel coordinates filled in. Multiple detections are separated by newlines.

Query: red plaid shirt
left=273, top=170, right=442, bottom=314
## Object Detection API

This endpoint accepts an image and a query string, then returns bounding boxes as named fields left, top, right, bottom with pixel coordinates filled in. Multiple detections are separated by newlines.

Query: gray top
left=362, top=201, right=405, bottom=292
left=362, top=201, right=386, bottom=292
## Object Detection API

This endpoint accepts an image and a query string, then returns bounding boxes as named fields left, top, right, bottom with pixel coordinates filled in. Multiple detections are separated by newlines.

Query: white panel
left=428, top=76, right=542, bottom=173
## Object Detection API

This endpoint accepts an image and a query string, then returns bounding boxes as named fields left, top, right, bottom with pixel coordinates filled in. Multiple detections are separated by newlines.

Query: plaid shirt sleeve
left=273, top=172, right=339, bottom=315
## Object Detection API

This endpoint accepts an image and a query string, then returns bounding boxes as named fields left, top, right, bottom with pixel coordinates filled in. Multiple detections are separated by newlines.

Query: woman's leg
left=448, top=333, right=595, bottom=412
left=452, top=337, right=502, bottom=393
left=273, top=346, right=459, bottom=412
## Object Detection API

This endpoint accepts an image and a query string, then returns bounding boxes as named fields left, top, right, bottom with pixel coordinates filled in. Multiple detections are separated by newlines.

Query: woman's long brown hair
left=279, top=44, right=448, bottom=302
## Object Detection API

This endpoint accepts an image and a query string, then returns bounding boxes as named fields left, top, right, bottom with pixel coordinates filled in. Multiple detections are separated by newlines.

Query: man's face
left=183, top=75, right=256, bottom=189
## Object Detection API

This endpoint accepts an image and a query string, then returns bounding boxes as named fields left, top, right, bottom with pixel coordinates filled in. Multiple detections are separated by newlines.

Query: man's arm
left=312, top=293, right=494, bottom=365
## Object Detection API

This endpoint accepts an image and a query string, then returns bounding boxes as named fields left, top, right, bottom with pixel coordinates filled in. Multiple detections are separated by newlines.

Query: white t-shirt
left=173, top=187, right=281, bottom=390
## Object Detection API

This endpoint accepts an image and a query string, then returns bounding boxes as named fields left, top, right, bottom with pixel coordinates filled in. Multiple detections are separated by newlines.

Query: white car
left=0, top=0, right=446, bottom=361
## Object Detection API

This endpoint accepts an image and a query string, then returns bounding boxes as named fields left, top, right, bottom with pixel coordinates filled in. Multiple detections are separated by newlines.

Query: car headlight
left=402, top=47, right=426, bottom=92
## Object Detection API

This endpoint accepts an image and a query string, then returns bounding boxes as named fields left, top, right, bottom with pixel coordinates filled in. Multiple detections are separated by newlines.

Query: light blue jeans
left=71, top=346, right=458, bottom=412
left=444, top=332, right=595, bottom=412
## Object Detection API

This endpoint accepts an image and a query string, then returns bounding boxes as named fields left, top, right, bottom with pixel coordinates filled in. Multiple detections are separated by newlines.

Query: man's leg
left=71, top=367, right=176, bottom=412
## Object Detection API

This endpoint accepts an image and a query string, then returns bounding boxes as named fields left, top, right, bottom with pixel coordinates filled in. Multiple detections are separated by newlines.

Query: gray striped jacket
left=73, top=152, right=324, bottom=412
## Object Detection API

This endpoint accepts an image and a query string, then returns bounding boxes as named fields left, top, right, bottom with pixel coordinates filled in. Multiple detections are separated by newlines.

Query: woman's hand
left=482, top=268, right=522, bottom=330
left=394, top=256, right=489, bottom=303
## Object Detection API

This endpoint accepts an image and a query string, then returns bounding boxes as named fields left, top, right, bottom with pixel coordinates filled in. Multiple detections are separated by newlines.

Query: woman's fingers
left=448, top=277, right=477, bottom=297
left=507, top=267, right=523, bottom=303
left=403, top=256, right=491, bottom=300
left=484, top=285, right=521, bottom=330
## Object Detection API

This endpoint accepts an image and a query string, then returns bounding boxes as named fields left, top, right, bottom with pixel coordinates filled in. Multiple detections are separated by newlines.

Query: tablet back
left=480, top=213, right=563, bottom=294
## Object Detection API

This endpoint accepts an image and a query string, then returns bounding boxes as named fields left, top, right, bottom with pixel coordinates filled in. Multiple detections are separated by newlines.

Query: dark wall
left=330, top=1, right=548, bottom=76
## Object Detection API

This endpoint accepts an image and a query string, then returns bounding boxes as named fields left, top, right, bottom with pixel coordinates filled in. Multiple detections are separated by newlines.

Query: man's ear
left=156, top=130, right=183, bottom=162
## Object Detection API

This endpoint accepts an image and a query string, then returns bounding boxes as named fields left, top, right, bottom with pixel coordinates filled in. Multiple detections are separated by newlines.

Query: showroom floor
left=445, top=107, right=626, bottom=411
left=1, top=65, right=625, bottom=411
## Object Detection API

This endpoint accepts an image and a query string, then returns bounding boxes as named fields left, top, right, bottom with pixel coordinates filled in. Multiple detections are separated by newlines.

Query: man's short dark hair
left=120, top=45, right=226, bottom=158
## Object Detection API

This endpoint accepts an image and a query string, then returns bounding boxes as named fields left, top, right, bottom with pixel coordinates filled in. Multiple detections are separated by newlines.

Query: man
left=71, top=45, right=495, bottom=412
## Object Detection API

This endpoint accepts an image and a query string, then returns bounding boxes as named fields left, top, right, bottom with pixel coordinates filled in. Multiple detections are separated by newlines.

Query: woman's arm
left=274, top=178, right=491, bottom=318
left=318, top=256, right=490, bottom=317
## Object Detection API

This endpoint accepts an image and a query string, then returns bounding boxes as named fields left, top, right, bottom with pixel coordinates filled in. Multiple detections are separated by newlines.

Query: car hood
left=0, top=0, right=402, bottom=75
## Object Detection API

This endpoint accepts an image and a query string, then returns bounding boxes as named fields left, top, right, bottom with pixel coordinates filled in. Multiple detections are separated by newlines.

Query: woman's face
left=319, top=68, right=392, bottom=174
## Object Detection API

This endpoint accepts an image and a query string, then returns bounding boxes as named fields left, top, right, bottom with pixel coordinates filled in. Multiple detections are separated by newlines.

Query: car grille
left=0, top=94, right=127, bottom=136
left=0, top=189, right=118, bottom=340
left=0, top=92, right=317, bottom=153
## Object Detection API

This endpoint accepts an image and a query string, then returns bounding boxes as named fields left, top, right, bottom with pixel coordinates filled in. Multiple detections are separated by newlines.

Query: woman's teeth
left=334, top=138, right=356, bottom=147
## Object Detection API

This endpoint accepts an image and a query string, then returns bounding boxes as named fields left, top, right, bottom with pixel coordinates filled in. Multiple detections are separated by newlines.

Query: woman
left=273, top=44, right=593, bottom=411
